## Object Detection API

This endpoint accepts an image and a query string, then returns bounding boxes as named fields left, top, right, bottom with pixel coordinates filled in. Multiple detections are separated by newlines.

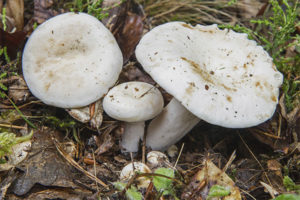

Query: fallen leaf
left=5, top=0, right=24, bottom=31
left=115, top=13, right=144, bottom=62
left=0, top=140, right=31, bottom=171
left=67, top=99, right=103, bottom=129
left=182, top=159, right=241, bottom=200
left=11, top=128, right=79, bottom=196
left=33, top=0, right=60, bottom=24
left=0, top=29, right=26, bottom=59
left=8, top=76, right=30, bottom=104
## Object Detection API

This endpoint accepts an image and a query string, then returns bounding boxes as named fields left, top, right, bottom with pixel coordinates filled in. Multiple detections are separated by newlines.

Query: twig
left=174, top=143, right=184, bottom=168
left=0, top=123, right=27, bottom=130
left=238, top=132, right=272, bottom=187
left=52, top=137, right=109, bottom=189
left=3, top=93, right=36, bottom=129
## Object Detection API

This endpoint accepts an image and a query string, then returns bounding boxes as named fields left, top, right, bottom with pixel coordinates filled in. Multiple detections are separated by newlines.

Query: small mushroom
left=103, top=81, right=164, bottom=152
left=147, top=151, right=170, bottom=169
left=22, top=12, right=123, bottom=108
left=120, top=162, right=151, bottom=188
left=135, top=22, right=283, bottom=150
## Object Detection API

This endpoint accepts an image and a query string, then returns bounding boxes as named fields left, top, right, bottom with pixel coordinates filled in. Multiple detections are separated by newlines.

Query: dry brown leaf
left=0, top=28, right=26, bottom=58
left=33, top=0, right=60, bottom=24
left=182, top=159, right=241, bottom=200
left=5, top=0, right=24, bottom=31
left=67, top=99, right=103, bottom=129
left=116, top=13, right=144, bottom=62
left=8, top=76, right=30, bottom=104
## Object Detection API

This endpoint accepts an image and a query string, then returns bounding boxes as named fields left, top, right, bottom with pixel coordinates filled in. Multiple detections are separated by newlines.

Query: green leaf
left=273, top=194, right=300, bottom=200
left=207, top=185, right=231, bottom=199
left=283, top=176, right=300, bottom=191
left=153, top=168, right=175, bottom=196
left=113, top=182, right=143, bottom=200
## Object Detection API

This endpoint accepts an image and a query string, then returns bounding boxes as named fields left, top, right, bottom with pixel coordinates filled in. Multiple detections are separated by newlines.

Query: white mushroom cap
left=120, top=162, right=151, bottom=188
left=22, top=12, right=123, bottom=108
left=103, top=81, right=164, bottom=122
left=136, top=22, right=283, bottom=128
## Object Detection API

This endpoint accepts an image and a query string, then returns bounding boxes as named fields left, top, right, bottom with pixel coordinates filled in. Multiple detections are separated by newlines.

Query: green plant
left=273, top=194, right=300, bottom=200
left=283, top=176, right=300, bottom=192
left=0, top=72, right=8, bottom=98
left=207, top=185, right=231, bottom=200
left=0, top=130, right=33, bottom=160
left=113, top=182, right=143, bottom=200
left=69, top=0, right=125, bottom=21
left=152, top=168, right=179, bottom=199
left=1, top=7, right=7, bottom=31
left=219, top=0, right=300, bottom=112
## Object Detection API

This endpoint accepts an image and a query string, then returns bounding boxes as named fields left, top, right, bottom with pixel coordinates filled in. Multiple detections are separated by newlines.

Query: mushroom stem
left=121, top=121, right=145, bottom=152
left=146, top=98, right=201, bottom=151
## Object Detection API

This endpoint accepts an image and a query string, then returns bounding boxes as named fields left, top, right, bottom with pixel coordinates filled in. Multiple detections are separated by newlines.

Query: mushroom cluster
left=22, top=13, right=283, bottom=152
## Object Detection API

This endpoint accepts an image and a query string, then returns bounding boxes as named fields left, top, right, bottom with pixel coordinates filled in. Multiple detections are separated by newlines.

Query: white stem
left=146, top=98, right=201, bottom=151
left=121, top=121, right=145, bottom=152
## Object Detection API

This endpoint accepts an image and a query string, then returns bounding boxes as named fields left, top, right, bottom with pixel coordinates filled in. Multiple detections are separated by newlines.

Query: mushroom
left=120, top=162, right=151, bottom=188
left=135, top=22, right=283, bottom=150
left=103, top=81, right=164, bottom=152
left=22, top=12, right=123, bottom=108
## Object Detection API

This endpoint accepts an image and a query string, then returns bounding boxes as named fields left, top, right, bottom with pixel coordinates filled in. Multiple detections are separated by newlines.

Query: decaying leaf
left=0, top=29, right=26, bottom=59
left=33, top=0, right=60, bottom=24
left=5, top=0, right=24, bottom=31
left=94, top=124, right=117, bottom=155
left=0, top=140, right=31, bottom=171
left=67, top=99, right=103, bottom=129
left=11, top=129, right=79, bottom=196
left=115, top=13, right=144, bottom=62
left=102, top=0, right=144, bottom=62
left=8, top=76, right=30, bottom=104
left=182, top=159, right=241, bottom=200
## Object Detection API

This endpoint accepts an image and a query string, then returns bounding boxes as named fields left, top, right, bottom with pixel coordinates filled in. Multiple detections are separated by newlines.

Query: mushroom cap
left=22, top=12, right=123, bottom=108
left=136, top=22, right=283, bottom=128
left=120, top=162, right=151, bottom=188
left=103, top=81, right=164, bottom=122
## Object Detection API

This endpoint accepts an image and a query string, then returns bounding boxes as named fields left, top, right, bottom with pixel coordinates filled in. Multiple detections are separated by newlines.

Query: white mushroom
left=135, top=22, right=283, bottom=150
left=120, top=162, right=151, bottom=188
left=22, top=12, right=123, bottom=108
left=103, top=81, right=164, bottom=152
left=147, top=151, right=170, bottom=169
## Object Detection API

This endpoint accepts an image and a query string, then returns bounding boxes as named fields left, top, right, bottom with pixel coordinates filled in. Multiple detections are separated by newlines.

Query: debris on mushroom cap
left=22, top=12, right=123, bottom=108
left=103, top=81, right=164, bottom=122
left=136, top=22, right=283, bottom=128
left=120, top=162, right=151, bottom=188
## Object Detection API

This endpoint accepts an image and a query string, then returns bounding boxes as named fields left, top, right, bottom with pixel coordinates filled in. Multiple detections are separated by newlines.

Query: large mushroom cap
left=136, top=22, right=283, bottom=128
left=22, top=12, right=123, bottom=108
left=103, top=81, right=164, bottom=122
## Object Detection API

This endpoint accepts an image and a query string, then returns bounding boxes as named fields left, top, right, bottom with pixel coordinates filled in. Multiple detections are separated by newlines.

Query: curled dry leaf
left=182, top=159, right=241, bottom=200
left=94, top=124, right=117, bottom=155
left=102, top=0, right=144, bottom=62
left=67, top=99, right=103, bottom=129
left=5, top=0, right=24, bottom=31
left=0, top=29, right=26, bottom=58
left=116, top=13, right=144, bottom=62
